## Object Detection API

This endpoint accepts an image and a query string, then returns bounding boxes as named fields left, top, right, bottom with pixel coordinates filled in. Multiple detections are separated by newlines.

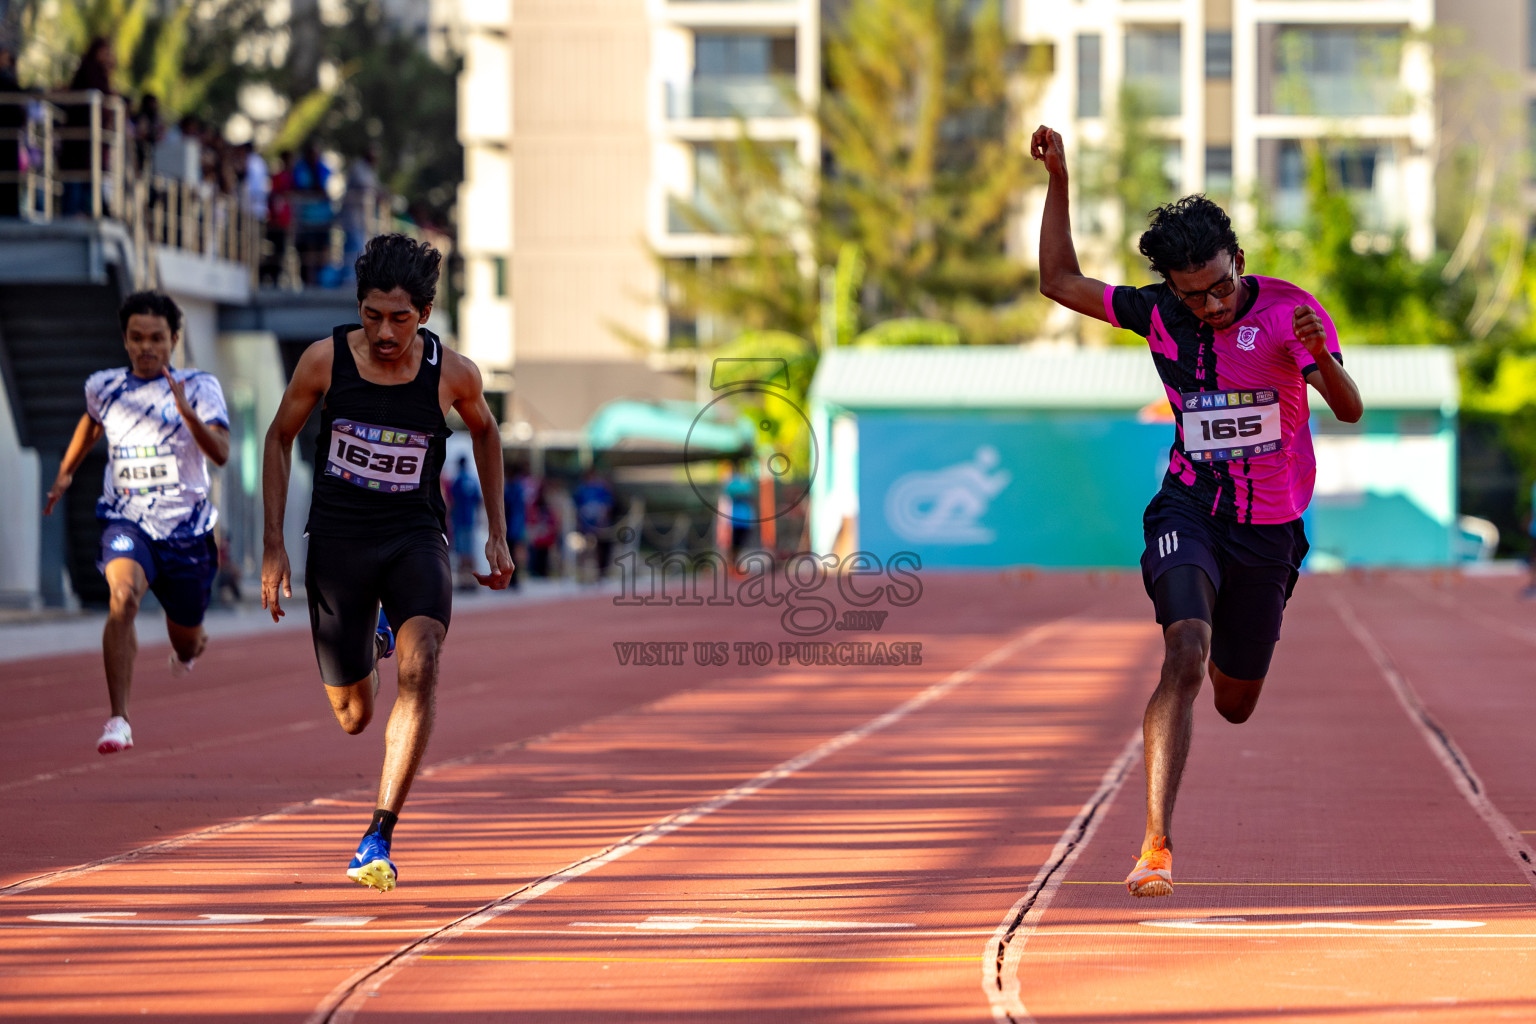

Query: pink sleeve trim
left=1102, top=284, right=1121, bottom=328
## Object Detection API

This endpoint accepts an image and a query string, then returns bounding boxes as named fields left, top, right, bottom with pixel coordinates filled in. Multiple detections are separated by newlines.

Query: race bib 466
left=1179, top=389, right=1283, bottom=463
left=326, top=418, right=429, bottom=492
left=111, top=444, right=181, bottom=495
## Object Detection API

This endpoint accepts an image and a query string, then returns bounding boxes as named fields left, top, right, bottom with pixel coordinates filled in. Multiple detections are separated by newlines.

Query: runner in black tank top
left=260, top=234, right=514, bottom=893
left=307, top=323, right=449, bottom=537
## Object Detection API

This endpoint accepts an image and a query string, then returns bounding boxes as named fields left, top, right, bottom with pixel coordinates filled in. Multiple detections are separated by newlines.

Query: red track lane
left=2, top=573, right=1534, bottom=1022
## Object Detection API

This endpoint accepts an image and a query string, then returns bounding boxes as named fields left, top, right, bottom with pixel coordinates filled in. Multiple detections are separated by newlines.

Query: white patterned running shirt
left=85, top=367, right=229, bottom=540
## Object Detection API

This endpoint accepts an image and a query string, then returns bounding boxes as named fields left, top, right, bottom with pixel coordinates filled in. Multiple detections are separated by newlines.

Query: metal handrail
left=0, top=92, right=59, bottom=221
left=47, top=90, right=128, bottom=219
left=2, top=91, right=423, bottom=291
left=0, top=90, right=262, bottom=287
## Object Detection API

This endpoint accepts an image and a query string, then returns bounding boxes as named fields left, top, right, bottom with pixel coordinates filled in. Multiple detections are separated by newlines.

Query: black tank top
left=306, top=325, right=450, bottom=537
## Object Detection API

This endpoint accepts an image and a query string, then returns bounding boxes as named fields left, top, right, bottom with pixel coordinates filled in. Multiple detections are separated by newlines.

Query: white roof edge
left=809, top=345, right=1458, bottom=411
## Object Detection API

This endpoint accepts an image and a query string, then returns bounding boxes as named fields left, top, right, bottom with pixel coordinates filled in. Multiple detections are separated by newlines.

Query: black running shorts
left=1139, top=491, right=1308, bottom=679
left=305, top=528, right=452, bottom=687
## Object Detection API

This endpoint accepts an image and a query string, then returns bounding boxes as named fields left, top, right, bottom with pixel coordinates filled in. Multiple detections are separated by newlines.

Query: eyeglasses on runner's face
left=1170, top=263, right=1238, bottom=309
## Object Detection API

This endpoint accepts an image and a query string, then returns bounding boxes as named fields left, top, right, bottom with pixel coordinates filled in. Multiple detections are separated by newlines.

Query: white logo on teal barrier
left=883, top=446, right=1011, bottom=545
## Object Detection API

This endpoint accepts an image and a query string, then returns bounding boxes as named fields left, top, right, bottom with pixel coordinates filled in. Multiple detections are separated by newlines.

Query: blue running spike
left=346, top=832, right=397, bottom=892
left=376, top=608, right=395, bottom=660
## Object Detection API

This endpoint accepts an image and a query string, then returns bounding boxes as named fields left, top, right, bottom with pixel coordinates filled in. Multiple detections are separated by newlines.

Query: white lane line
left=1333, top=595, right=1536, bottom=893
left=982, top=728, right=1143, bottom=1024
left=569, top=915, right=912, bottom=931
left=12, top=920, right=1536, bottom=940
left=306, top=617, right=1074, bottom=1024
left=1141, top=918, right=1485, bottom=931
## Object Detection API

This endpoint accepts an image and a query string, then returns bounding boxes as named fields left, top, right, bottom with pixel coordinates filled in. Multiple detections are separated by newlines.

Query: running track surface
left=3, top=572, right=1534, bottom=1022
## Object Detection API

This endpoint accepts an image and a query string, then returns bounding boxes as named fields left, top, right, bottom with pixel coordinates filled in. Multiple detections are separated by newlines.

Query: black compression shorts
left=305, top=529, right=452, bottom=687
left=1140, top=491, right=1308, bottom=681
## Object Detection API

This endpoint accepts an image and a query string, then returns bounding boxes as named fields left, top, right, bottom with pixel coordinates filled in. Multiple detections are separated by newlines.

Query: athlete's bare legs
left=1142, top=620, right=1270, bottom=852
left=376, top=616, right=443, bottom=813
left=165, top=619, right=208, bottom=666
left=1210, top=664, right=1265, bottom=724
left=323, top=615, right=443, bottom=812
left=102, top=558, right=149, bottom=720
left=1141, top=618, right=1207, bottom=853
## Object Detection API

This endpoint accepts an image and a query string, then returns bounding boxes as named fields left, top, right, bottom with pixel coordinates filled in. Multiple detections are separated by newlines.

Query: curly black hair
left=118, top=291, right=183, bottom=337
left=1137, top=195, right=1240, bottom=278
left=355, top=233, right=442, bottom=312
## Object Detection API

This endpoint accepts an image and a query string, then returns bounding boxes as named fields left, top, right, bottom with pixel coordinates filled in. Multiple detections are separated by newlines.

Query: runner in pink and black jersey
left=1030, top=125, right=1364, bottom=898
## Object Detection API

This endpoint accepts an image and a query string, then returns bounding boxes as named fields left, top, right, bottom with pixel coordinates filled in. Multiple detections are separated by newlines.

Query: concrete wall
left=0, top=372, right=40, bottom=606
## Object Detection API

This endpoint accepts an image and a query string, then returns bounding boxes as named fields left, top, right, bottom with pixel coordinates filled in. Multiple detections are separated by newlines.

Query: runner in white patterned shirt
left=44, top=291, right=230, bottom=755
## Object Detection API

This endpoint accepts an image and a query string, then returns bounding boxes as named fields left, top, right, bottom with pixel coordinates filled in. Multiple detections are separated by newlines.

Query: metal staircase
left=0, top=272, right=133, bottom=605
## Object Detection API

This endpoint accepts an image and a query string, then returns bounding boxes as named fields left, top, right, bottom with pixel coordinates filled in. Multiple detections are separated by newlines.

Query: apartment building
left=1433, top=0, right=1536, bottom=225
left=1019, top=0, right=1437, bottom=295
left=456, top=0, right=820, bottom=433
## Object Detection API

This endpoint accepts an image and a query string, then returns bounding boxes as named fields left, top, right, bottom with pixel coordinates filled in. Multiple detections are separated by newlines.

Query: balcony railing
left=1270, top=73, right=1406, bottom=117
left=665, top=76, right=798, bottom=119
left=1, top=91, right=261, bottom=285
left=1, top=90, right=409, bottom=291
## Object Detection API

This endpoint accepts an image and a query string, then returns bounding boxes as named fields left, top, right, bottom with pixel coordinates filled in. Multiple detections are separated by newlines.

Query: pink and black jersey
left=1105, top=275, right=1342, bottom=525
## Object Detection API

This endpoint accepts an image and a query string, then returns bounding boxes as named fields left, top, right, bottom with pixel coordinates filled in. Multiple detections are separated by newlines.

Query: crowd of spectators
left=442, top=464, right=624, bottom=589
left=1, top=34, right=390, bottom=288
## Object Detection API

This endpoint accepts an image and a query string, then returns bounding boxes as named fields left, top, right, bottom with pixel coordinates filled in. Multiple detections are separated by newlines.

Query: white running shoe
left=97, top=716, right=133, bottom=755
left=168, top=652, right=195, bottom=677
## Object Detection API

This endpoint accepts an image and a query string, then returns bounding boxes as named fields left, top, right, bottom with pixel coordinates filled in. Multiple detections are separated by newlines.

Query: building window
left=685, top=33, right=797, bottom=118
left=1205, top=146, right=1233, bottom=196
left=696, top=33, right=795, bottom=77
left=1206, top=31, right=1232, bottom=80
left=1268, top=138, right=1397, bottom=230
left=1125, top=27, right=1181, bottom=117
left=491, top=256, right=507, bottom=299
left=1266, top=26, right=1403, bottom=116
left=1077, top=33, right=1101, bottom=117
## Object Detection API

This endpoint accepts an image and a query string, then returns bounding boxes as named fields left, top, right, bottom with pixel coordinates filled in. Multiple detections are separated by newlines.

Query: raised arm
left=260, top=339, right=331, bottom=620
left=444, top=350, right=513, bottom=590
left=1031, top=125, right=1113, bottom=322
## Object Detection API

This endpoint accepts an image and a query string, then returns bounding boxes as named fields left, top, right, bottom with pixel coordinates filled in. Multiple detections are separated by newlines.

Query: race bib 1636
left=325, top=418, right=430, bottom=492
left=1179, top=389, right=1284, bottom=463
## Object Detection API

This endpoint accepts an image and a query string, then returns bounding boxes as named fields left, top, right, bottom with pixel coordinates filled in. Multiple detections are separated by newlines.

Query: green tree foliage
left=14, top=0, right=266, bottom=121
left=13, top=0, right=459, bottom=224
left=818, top=0, right=1044, bottom=344
left=1247, top=142, right=1458, bottom=349
left=298, top=0, right=462, bottom=223
left=663, top=0, right=1047, bottom=364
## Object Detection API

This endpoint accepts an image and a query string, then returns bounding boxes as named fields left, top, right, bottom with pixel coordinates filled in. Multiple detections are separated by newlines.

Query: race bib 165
left=1179, top=389, right=1284, bottom=463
